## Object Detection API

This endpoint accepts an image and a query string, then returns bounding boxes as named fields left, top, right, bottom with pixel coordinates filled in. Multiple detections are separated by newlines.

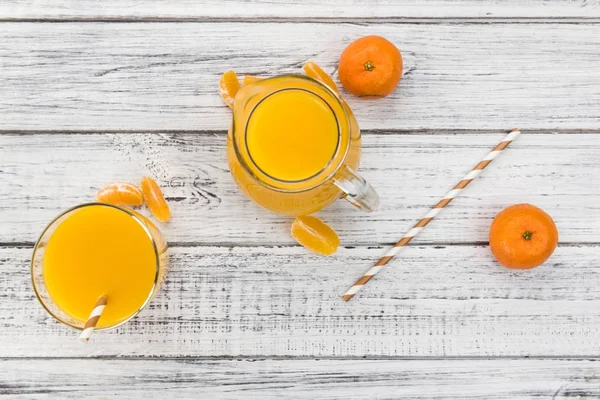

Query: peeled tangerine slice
left=303, top=61, right=339, bottom=94
left=141, top=176, right=171, bottom=222
left=218, top=70, right=241, bottom=109
left=96, top=183, right=144, bottom=206
left=291, top=216, right=340, bottom=256
left=243, top=75, right=261, bottom=85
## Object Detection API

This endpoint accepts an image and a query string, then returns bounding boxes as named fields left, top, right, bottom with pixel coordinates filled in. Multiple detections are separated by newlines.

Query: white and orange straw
left=342, top=128, right=521, bottom=302
left=78, top=296, right=107, bottom=343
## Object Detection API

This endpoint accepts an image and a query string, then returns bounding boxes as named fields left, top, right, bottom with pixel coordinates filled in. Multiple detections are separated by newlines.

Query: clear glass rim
left=231, top=74, right=351, bottom=193
left=31, top=202, right=162, bottom=331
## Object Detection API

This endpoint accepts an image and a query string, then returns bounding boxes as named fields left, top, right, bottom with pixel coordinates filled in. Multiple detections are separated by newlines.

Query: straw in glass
left=78, top=296, right=107, bottom=343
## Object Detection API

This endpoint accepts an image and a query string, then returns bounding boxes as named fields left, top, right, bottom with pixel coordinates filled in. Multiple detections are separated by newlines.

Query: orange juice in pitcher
left=227, top=74, right=378, bottom=216
left=246, top=89, right=339, bottom=182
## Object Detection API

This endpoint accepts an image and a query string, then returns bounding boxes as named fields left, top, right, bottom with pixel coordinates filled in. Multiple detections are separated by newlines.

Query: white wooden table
left=1, top=1, right=600, bottom=398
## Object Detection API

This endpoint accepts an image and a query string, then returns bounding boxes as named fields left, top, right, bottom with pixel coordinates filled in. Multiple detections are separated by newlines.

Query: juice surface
left=246, top=89, right=339, bottom=182
left=43, top=205, right=156, bottom=328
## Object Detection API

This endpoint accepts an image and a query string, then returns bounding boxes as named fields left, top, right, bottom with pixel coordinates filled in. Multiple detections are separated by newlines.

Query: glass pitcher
left=227, top=74, right=379, bottom=216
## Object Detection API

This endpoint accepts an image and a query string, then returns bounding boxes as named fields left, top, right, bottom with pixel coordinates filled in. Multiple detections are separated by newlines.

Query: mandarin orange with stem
left=338, top=35, right=403, bottom=97
left=489, top=204, right=558, bottom=269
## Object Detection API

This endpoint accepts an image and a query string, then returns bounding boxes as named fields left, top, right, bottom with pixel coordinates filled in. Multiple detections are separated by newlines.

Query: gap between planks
left=2, top=355, right=600, bottom=361
left=2, top=129, right=600, bottom=136
left=3, top=242, right=599, bottom=249
left=2, top=17, right=600, bottom=24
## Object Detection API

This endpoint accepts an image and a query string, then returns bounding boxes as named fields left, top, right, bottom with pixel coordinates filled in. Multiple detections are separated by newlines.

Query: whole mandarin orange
left=338, top=35, right=403, bottom=97
left=489, top=204, right=558, bottom=269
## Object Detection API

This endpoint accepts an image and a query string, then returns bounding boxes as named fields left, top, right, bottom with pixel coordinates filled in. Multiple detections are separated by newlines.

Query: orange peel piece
left=291, top=216, right=340, bottom=256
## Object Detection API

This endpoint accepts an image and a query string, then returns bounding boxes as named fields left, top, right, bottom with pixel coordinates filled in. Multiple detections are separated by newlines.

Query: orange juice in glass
left=227, top=74, right=379, bottom=215
left=31, top=203, right=168, bottom=331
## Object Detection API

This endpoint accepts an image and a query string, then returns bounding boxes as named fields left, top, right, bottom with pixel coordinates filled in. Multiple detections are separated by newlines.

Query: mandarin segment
left=243, top=75, right=261, bottom=85
left=141, top=176, right=171, bottom=222
left=291, top=216, right=340, bottom=256
left=96, top=183, right=144, bottom=206
left=218, top=70, right=241, bottom=109
left=303, top=62, right=339, bottom=94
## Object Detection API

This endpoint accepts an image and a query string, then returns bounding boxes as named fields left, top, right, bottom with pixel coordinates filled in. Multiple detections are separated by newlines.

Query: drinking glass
left=31, top=203, right=168, bottom=331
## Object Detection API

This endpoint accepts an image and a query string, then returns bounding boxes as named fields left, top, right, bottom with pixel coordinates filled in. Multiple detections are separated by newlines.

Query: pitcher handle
left=333, top=166, right=380, bottom=212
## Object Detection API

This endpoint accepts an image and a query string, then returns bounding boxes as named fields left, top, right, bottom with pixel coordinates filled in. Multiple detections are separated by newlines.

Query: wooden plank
left=2, top=0, right=599, bottom=19
left=2, top=358, right=600, bottom=399
left=1, top=133, right=598, bottom=245
left=1, top=23, right=600, bottom=130
left=3, top=244, right=600, bottom=357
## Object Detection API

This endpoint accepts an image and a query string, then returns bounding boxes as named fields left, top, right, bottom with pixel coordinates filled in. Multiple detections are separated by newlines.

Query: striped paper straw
left=342, top=128, right=521, bottom=302
left=78, top=296, right=107, bottom=343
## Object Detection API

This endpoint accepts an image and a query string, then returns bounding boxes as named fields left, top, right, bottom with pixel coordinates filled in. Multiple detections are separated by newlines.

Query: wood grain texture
left=2, top=358, right=600, bottom=399
left=1, top=133, right=598, bottom=245
left=3, top=245, right=600, bottom=357
left=2, top=0, right=600, bottom=19
left=1, top=22, right=600, bottom=130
